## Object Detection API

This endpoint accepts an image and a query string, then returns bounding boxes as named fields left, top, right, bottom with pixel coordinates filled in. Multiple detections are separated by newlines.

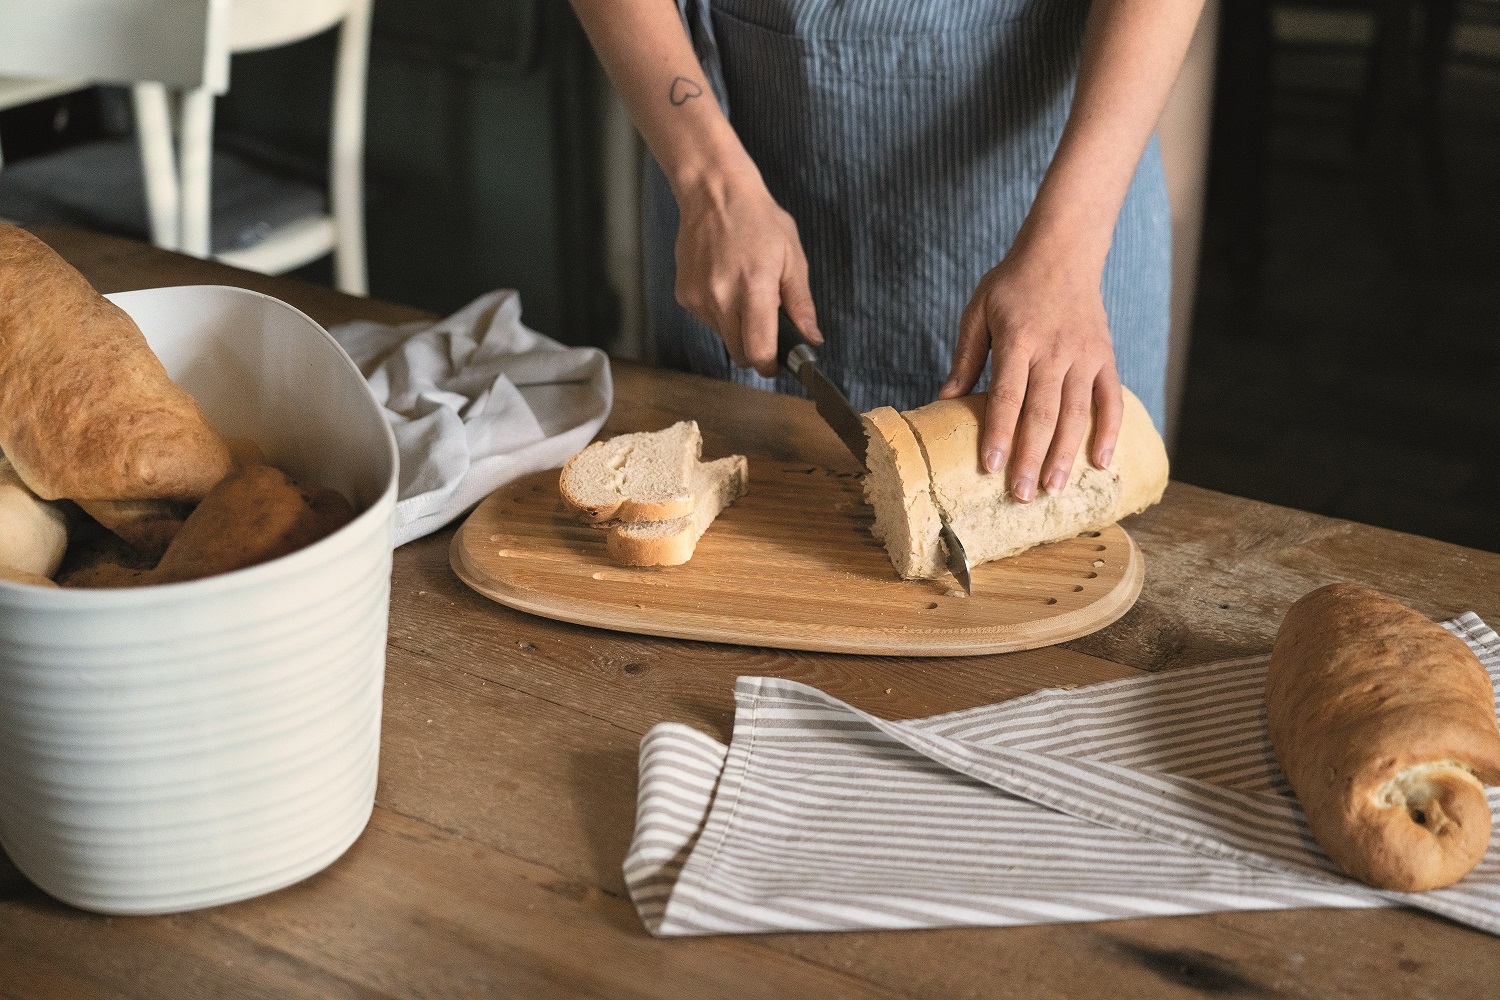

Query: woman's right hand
left=671, top=164, right=822, bottom=376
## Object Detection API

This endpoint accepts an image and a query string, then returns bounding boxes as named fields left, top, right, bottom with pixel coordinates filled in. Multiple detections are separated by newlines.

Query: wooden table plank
left=2, top=226, right=1497, bottom=999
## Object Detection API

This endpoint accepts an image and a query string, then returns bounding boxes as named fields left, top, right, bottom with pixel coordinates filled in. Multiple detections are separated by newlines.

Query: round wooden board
left=451, top=462, right=1144, bottom=656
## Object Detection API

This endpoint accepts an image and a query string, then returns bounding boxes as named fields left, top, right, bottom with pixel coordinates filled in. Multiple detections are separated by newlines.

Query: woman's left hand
left=939, top=243, right=1122, bottom=503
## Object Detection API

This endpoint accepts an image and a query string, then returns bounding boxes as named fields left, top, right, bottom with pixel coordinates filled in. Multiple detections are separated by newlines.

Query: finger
left=941, top=295, right=991, bottom=399
left=716, top=292, right=749, bottom=369
left=1090, top=366, right=1124, bottom=469
left=980, top=341, right=1029, bottom=475
left=780, top=243, right=822, bottom=347
left=1008, top=361, right=1066, bottom=503
left=1039, top=365, right=1095, bottom=496
left=741, top=279, right=781, bottom=377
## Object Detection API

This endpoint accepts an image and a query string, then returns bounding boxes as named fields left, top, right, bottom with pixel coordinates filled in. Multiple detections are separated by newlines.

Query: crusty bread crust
left=0, top=225, right=233, bottom=502
left=0, top=564, right=59, bottom=587
left=0, top=455, right=68, bottom=578
left=865, top=389, right=1167, bottom=578
left=77, top=499, right=187, bottom=559
left=1267, top=584, right=1500, bottom=891
left=861, top=406, right=945, bottom=579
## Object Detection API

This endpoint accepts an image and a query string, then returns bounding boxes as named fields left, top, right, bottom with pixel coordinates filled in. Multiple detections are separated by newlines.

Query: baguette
left=0, top=224, right=233, bottom=502
left=1267, top=584, right=1500, bottom=891
left=862, top=390, right=1168, bottom=579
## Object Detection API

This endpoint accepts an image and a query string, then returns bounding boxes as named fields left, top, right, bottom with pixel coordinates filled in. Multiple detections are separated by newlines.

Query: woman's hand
left=672, top=164, right=821, bottom=376
left=940, top=243, right=1122, bottom=503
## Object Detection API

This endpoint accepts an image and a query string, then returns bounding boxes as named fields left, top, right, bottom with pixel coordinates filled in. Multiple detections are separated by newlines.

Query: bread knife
left=775, top=316, right=973, bottom=595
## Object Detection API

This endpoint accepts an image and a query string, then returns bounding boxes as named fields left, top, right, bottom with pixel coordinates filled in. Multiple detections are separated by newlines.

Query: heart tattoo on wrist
left=669, top=76, right=704, bottom=106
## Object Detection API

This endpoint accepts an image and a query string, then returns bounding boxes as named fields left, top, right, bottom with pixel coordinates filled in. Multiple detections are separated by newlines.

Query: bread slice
left=861, top=407, right=945, bottom=579
left=560, top=421, right=702, bottom=524
left=606, top=455, right=748, bottom=567
left=862, top=390, right=1168, bottom=579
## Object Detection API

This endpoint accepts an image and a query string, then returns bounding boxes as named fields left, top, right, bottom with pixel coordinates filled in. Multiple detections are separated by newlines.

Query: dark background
left=1, top=0, right=1496, bottom=553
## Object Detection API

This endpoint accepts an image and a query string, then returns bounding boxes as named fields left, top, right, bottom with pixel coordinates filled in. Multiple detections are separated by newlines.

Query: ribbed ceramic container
left=0, top=285, right=398, bottom=915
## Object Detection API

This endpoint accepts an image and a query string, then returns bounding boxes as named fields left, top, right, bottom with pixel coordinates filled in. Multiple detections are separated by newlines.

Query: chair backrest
left=0, top=0, right=230, bottom=93
left=230, top=0, right=354, bottom=54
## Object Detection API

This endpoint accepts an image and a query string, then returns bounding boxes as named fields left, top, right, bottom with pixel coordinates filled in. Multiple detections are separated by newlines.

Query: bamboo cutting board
left=451, top=461, right=1144, bottom=656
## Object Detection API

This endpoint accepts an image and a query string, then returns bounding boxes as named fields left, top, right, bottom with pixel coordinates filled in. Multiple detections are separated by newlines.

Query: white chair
left=0, top=0, right=370, bottom=295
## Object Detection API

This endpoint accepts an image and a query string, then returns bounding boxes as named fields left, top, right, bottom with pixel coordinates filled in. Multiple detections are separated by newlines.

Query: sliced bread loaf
left=863, top=390, right=1168, bottom=580
left=560, top=421, right=701, bottom=524
left=607, top=455, right=749, bottom=567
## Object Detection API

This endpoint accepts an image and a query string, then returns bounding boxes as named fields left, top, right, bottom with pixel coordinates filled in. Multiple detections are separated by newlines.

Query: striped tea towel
left=624, top=614, right=1500, bottom=936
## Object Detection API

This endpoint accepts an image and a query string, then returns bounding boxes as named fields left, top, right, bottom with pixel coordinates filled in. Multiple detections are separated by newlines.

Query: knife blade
left=775, top=316, right=973, bottom=595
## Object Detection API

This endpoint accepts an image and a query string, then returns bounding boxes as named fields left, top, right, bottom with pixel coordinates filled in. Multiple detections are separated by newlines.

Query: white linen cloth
left=626, top=614, right=1500, bottom=936
left=329, top=291, right=612, bottom=546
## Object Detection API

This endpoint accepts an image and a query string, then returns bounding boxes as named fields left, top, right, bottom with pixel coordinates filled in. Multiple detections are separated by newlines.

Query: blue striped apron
left=643, top=0, right=1171, bottom=429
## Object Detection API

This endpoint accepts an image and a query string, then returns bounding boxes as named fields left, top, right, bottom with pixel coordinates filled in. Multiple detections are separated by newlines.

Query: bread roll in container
left=0, top=286, right=398, bottom=914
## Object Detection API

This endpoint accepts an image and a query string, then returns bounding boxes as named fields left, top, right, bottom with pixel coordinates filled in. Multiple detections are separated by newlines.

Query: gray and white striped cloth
left=625, top=614, right=1500, bottom=936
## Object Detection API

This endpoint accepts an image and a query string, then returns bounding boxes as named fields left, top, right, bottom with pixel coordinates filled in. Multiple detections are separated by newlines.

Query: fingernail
left=1098, top=447, right=1114, bottom=468
left=983, top=449, right=1005, bottom=474
left=941, top=380, right=959, bottom=398
left=1043, top=469, right=1067, bottom=495
left=1012, top=475, right=1035, bottom=503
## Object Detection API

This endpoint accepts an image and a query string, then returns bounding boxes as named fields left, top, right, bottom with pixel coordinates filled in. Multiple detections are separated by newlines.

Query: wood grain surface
left=452, top=464, right=1143, bottom=655
left=3, top=226, right=1497, bottom=1000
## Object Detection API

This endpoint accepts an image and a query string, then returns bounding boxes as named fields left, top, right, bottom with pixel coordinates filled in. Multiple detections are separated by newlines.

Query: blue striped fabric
left=645, top=0, right=1170, bottom=427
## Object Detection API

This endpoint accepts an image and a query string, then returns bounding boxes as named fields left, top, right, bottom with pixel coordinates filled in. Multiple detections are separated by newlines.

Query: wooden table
left=3, top=226, right=1497, bottom=999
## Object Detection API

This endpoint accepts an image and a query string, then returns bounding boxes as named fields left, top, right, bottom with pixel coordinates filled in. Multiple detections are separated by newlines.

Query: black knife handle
left=776, top=311, right=814, bottom=375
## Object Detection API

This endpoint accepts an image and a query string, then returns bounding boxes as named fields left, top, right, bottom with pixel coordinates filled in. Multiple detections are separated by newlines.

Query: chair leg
left=133, top=82, right=181, bottom=251
left=330, top=0, right=371, bottom=296
left=178, top=85, right=215, bottom=258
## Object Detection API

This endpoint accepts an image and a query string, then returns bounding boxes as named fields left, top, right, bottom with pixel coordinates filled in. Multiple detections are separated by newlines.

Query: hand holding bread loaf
left=862, top=390, right=1167, bottom=579
left=1267, top=584, right=1500, bottom=891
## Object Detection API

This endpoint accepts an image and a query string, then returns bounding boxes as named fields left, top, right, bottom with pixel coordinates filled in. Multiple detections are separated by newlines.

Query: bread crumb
left=945, top=589, right=968, bottom=599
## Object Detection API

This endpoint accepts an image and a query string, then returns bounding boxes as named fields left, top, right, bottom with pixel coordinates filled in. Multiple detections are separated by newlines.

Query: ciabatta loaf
left=607, top=455, right=748, bottom=566
left=560, top=421, right=701, bottom=524
left=862, top=390, right=1168, bottom=579
left=1267, top=584, right=1500, bottom=891
left=0, top=225, right=233, bottom=502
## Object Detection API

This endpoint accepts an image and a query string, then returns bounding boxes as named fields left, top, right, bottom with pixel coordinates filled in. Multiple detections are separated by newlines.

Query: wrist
left=1015, top=182, right=1117, bottom=272
left=660, top=118, right=763, bottom=208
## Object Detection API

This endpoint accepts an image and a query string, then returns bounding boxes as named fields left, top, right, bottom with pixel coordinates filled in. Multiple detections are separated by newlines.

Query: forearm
left=569, top=0, right=758, bottom=197
left=1017, top=0, right=1206, bottom=273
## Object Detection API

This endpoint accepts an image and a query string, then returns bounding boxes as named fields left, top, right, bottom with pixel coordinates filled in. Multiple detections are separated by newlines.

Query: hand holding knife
left=775, top=315, right=973, bottom=595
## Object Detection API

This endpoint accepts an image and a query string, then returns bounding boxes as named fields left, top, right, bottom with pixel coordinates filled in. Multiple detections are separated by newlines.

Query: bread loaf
left=0, top=224, right=233, bottom=502
left=76, top=499, right=188, bottom=559
left=862, top=390, right=1168, bottom=579
left=61, top=466, right=354, bottom=588
left=0, top=454, right=68, bottom=579
left=606, top=454, right=748, bottom=566
left=1267, top=584, right=1500, bottom=891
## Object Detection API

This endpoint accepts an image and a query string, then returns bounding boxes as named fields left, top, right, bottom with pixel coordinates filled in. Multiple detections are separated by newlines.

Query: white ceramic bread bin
left=0, top=285, right=398, bottom=915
